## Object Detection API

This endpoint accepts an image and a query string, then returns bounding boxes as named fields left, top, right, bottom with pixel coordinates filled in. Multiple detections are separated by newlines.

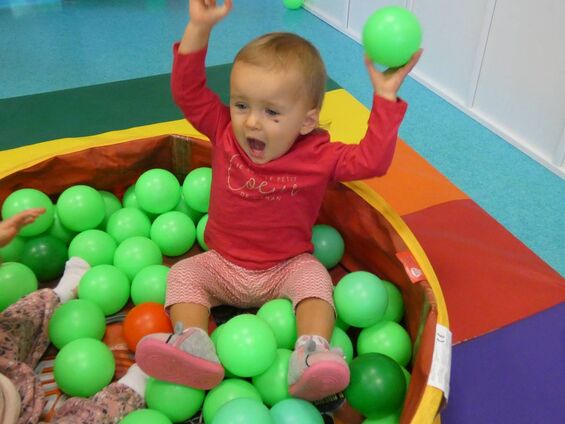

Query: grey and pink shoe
left=135, top=326, right=224, bottom=390
left=288, top=335, right=350, bottom=401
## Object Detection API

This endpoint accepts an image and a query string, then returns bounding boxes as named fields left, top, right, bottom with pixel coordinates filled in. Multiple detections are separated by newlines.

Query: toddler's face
left=229, top=61, right=318, bottom=164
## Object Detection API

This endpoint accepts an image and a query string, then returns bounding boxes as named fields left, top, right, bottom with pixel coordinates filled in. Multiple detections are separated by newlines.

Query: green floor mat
left=0, top=64, right=340, bottom=149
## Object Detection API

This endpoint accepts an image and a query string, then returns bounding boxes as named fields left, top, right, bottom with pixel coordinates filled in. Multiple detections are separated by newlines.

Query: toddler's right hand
left=189, top=0, right=232, bottom=29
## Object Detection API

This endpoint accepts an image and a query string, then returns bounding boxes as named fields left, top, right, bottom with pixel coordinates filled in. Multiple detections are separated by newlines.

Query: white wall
left=304, top=0, right=565, bottom=178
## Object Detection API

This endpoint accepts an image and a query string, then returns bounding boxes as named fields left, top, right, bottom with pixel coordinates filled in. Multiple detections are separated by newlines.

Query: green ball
left=0, top=236, right=25, bottom=262
left=344, top=353, right=406, bottom=418
left=217, top=314, right=278, bottom=377
left=256, top=299, right=297, bottom=349
left=123, top=185, right=159, bottom=222
left=211, top=323, right=225, bottom=347
left=362, top=6, right=422, bottom=67
left=20, top=235, right=68, bottom=281
left=330, top=326, right=354, bottom=364
left=282, top=0, right=303, bottom=10
left=334, top=315, right=350, bottom=331
left=68, top=229, right=117, bottom=266
left=252, top=348, right=292, bottom=406
left=202, top=379, right=262, bottom=424
left=120, top=409, right=172, bottom=424
left=150, top=211, right=196, bottom=256
left=145, top=377, right=205, bottom=422
left=1, top=188, right=54, bottom=237
left=363, top=411, right=401, bottom=423
left=183, top=167, right=212, bottom=213
left=113, top=236, right=162, bottom=280
left=57, top=185, right=105, bottom=232
left=270, top=398, right=324, bottom=424
left=78, top=264, right=130, bottom=316
left=333, top=271, right=388, bottom=328
left=196, top=214, right=209, bottom=251
left=175, top=194, right=204, bottom=224
left=382, top=280, right=405, bottom=322
left=311, top=224, right=344, bottom=268
left=131, top=264, right=169, bottom=305
left=211, top=325, right=236, bottom=379
left=48, top=299, right=106, bottom=349
left=401, top=366, right=411, bottom=389
left=99, top=190, right=122, bottom=228
left=357, top=321, right=412, bottom=367
left=106, top=207, right=151, bottom=243
left=135, top=168, right=181, bottom=214
left=212, top=397, right=272, bottom=424
left=122, top=185, right=138, bottom=208
left=0, top=262, right=38, bottom=311
left=48, top=209, right=77, bottom=245
left=54, top=338, right=115, bottom=397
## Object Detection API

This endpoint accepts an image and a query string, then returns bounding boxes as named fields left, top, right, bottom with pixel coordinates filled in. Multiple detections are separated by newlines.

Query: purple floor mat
left=442, top=301, right=565, bottom=423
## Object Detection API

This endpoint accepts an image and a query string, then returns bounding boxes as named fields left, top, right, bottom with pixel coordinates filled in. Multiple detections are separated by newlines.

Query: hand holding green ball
left=363, top=6, right=422, bottom=68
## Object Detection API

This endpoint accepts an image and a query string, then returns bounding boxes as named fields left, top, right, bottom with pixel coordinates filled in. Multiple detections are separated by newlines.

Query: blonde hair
left=234, top=32, right=327, bottom=110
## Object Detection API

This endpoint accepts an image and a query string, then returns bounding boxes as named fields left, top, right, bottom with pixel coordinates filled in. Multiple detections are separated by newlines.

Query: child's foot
left=288, top=335, right=350, bottom=401
left=53, top=257, right=90, bottom=303
left=135, top=326, right=224, bottom=390
left=117, top=364, right=149, bottom=397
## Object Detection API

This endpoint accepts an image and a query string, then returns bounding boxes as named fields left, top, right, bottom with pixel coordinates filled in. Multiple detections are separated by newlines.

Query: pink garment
left=171, top=44, right=408, bottom=270
left=165, top=250, right=334, bottom=311
left=0, top=289, right=143, bottom=424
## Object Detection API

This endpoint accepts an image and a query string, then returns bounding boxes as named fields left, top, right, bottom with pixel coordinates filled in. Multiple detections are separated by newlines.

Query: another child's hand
left=0, top=208, right=45, bottom=247
left=365, top=49, right=423, bottom=102
left=189, top=0, right=232, bottom=29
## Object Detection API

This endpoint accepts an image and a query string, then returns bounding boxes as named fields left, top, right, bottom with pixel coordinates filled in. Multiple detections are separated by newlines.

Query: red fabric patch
left=403, top=199, right=565, bottom=344
left=396, top=251, right=426, bottom=284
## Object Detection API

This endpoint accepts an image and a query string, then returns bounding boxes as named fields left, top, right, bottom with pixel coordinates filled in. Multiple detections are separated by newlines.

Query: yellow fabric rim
left=344, top=181, right=449, bottom=423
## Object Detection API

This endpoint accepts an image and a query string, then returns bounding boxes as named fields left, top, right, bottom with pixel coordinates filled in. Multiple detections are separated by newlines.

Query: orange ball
left=122, top=302, right=172, bottom=351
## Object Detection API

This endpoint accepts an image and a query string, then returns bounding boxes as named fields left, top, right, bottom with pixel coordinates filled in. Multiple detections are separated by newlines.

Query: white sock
left=118, top=364, right=148, bottom=398
left=53, top=257, right=90, bottom=304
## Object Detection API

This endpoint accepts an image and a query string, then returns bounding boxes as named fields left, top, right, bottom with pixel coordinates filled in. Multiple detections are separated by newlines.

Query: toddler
left=136, top=0, right=420, bottom=401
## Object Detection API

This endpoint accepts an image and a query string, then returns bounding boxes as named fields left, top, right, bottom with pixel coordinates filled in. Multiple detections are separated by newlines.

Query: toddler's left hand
left=365, top=49, right=423, bottom=102
left=0, top=208, right=45, bottom=247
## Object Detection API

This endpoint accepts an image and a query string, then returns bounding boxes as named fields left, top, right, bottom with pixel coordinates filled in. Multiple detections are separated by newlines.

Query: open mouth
left=247, top=137, right=266, bottom=159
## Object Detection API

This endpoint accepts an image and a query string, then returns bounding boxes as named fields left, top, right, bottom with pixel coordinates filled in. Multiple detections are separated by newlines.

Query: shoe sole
left=288, top=361, right=350, bottom=401
left=135, top=338, right=224, bottom=390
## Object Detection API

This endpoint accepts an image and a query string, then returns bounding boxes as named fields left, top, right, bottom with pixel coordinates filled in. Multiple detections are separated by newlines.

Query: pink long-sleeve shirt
left=172, top=44, right=407, bottom=270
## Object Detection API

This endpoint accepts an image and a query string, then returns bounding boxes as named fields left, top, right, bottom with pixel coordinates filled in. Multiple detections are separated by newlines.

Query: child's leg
left=278, top=254, right=350, bottom=401
left=0, top=257, right=90, bottom=367
left=170, top=301, right=210, bottom=331
left=0, top=357, right=43, bottom=424
left=295, top=297, right=335, bottom=341
left=135, top=302, right=223, bottom=389
left=289, top=298, right=350, bottom=401
left=50, top=383, right=144, bottom=424
left=135, top=252, right=225, bottom=389
left=0, top=288, right=59, bottom=366
left=50, top=364, right=146, bottom=424
left=0, top=257, right=89, bottom=423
